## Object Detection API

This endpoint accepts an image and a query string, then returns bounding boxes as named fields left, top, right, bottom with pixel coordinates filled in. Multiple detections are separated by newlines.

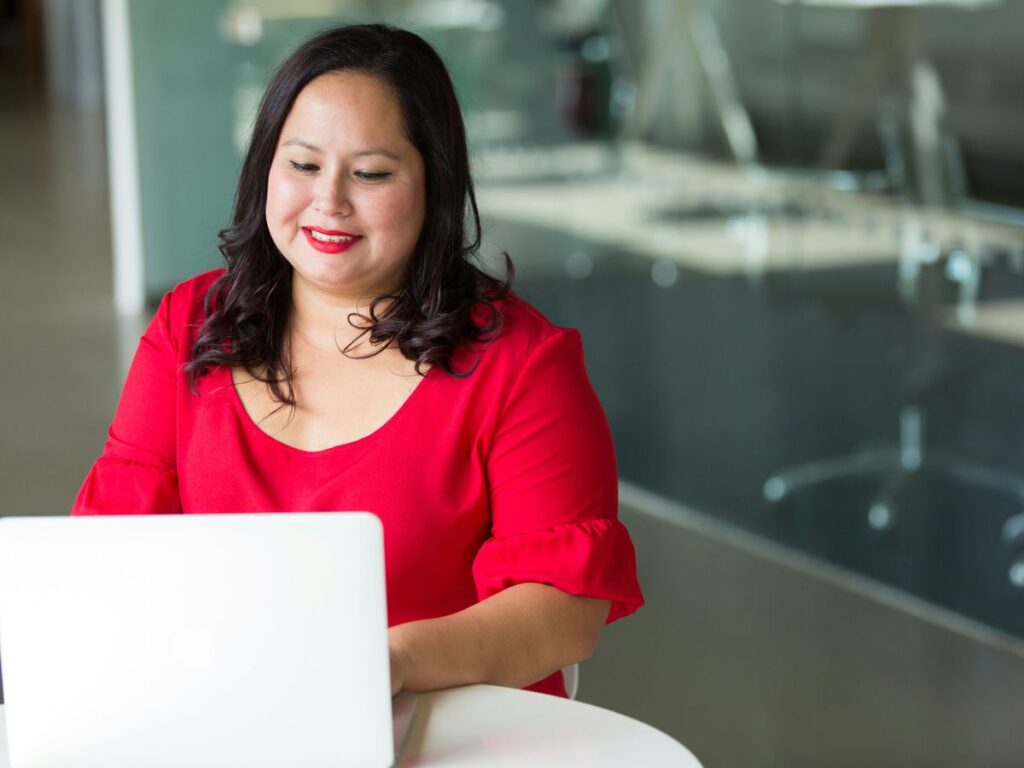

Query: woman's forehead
left=280, top=71, right=409, bottom=150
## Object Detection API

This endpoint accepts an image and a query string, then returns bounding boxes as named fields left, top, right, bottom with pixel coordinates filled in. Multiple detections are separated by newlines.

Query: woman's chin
left=292, top=267, right=393, bottom=307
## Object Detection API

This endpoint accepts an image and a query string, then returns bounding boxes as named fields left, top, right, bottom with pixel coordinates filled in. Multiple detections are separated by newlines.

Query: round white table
left=399, top=684, right=700, bottom=767
left=0, top=685, right=700, bottom=767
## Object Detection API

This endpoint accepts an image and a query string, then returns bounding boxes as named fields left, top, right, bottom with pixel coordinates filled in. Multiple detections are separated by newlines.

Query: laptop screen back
left=0, top=512, right=393, bottom=768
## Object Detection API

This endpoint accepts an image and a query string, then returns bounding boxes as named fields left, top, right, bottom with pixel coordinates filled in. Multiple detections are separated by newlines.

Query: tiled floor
left=3, top=75, right=1024, bottom=767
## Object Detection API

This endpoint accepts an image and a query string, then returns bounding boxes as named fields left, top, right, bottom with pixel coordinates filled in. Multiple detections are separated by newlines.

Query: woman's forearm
left=388, top=583, right=611, bottom=693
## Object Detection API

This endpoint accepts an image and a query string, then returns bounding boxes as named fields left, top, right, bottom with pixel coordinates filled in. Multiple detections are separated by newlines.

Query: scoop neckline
left=225, top=362, right=437, bottom=456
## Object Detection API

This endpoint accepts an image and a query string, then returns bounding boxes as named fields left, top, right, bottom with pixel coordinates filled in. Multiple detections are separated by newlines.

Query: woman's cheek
left=382, top=187, right=425, bottom=237
left=267, top=173, right=306, bottom=230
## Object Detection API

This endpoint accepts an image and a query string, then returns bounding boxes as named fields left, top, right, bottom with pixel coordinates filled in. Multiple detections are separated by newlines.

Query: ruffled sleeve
left=72, top=287, right=182, bottom=515
left=473, top=518, right=643, bottom=622
left=73, top=457, right=179, bottom=515
left=472, top=326, right=644, bottom=622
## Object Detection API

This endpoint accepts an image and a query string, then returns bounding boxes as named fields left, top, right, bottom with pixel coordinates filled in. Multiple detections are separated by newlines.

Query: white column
left=101, top=0, right=145, bottom=316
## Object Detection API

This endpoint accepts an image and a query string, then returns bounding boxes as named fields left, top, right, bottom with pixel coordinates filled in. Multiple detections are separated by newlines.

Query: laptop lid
left=0, top=512, right=394, bottom=768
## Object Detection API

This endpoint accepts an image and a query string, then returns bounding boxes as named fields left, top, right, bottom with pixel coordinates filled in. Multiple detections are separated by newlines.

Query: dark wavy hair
left=186, top=24, right=511, bottom=404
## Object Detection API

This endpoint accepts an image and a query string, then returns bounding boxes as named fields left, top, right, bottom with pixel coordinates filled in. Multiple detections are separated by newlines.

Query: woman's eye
left=355, top=171, right=391, bottom=181
left=290, top=161, right=318, bottom=173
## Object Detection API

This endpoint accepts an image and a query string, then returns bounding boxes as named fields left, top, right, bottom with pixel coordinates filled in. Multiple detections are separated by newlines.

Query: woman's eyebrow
left=280, top=138, right=400, bottom=161
left=281, top=138, right=322, bottom=152
left=353, top=147, right=400, bottom=160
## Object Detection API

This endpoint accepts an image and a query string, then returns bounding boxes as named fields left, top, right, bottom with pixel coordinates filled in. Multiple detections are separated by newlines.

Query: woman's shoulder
left=166, top=267, right=226, bottom=306
left=158, top=268, right=227, bottom=328
left=482, top=293, right=580, bottom=366
left=140, top=269, right=226, bottom=357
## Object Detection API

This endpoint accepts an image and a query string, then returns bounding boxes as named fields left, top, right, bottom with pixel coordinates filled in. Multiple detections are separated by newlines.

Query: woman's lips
left=302, top=227, right=362, bottom=254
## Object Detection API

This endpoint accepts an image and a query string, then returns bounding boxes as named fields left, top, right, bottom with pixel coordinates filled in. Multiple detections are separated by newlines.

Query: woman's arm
left=388, top=585, right=611, bottom=694
left=73, top=286, right=183, bottom=515
left=389, top=325, right=640, bottom=695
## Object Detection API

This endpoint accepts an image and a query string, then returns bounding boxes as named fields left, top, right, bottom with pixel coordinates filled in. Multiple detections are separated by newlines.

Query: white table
left=0, top=685, right=701, bottom=767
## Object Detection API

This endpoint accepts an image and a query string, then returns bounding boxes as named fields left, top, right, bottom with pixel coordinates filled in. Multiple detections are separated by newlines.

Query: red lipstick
left=302, top=226, right=362, bottom=254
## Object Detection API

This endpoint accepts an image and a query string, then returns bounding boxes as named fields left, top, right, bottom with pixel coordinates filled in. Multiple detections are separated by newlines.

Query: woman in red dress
left=74, top=24, right=643, bottom=698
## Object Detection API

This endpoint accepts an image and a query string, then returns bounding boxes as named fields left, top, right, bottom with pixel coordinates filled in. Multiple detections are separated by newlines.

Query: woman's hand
left=388, top=627, right=408, bottom=696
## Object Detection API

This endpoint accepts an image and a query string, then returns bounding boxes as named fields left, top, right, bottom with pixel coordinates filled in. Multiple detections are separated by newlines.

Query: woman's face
left=265, top=71, right=426, bottom=304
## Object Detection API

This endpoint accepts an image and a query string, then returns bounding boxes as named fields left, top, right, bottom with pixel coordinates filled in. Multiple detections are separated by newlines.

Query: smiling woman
left=266, top=71, right=426, bottom=305
left=71, top=24, right=644, bottom=699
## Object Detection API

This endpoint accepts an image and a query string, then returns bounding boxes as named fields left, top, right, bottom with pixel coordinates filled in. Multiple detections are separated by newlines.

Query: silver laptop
left=0, top=513, right=412, bottom=768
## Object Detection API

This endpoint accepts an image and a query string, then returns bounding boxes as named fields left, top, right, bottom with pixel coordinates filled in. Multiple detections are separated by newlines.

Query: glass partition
left=125, top=0, right=1024, bottom=640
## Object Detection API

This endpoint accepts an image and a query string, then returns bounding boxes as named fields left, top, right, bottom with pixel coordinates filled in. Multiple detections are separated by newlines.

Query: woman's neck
left=288, top=275, right=395, bottom=355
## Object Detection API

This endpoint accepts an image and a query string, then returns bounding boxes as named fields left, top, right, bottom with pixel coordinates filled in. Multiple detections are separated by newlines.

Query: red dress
left=73, top=269, right=644, bottom=696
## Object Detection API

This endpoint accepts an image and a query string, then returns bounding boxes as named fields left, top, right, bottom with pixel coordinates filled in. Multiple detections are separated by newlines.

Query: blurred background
left=2, top=0, right=1024, bottom=764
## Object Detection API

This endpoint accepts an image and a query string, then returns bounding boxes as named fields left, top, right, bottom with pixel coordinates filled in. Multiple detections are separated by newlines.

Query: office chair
left=562, top=663, right=580, bottom=700
left=762, top=226, right=1024, bottom=592
left=1004, top=514, right=1024, bottom=588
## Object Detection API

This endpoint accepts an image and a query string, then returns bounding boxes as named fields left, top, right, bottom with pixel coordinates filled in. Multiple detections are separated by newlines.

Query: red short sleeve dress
left=73, top=269, right=645, bottom=696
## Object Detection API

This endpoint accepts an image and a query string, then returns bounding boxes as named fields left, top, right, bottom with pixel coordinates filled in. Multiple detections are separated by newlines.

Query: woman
left=73, top=24, right=643, bottom=698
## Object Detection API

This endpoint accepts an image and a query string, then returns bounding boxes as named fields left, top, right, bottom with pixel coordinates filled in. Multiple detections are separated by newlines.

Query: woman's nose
left=313, top=176, right=352, bottom=217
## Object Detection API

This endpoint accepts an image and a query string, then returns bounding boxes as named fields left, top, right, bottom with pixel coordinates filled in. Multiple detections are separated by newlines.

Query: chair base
left=763, top=408, right=1024, bottom=587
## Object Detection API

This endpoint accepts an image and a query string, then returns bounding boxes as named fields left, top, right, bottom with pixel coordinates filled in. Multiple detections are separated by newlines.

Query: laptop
left=0, top=512, right=415, bottom=768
